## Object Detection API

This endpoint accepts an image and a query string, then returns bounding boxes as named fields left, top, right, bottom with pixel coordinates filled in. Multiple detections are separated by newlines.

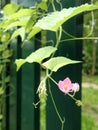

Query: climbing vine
left=0, top=31, right=13, bottom=129
left=0, top=0, right=98, bottom=130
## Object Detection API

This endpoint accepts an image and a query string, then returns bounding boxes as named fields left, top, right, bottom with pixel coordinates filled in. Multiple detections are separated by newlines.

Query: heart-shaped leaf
left=42, top=57, right=81, bottom=72
left=15, top=46, right=57, bottom=71
left=27, top=4, right=98, bottom=39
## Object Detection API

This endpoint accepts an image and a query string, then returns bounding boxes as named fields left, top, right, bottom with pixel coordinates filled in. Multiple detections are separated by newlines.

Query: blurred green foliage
left=83, top=0, right=98, bottom=75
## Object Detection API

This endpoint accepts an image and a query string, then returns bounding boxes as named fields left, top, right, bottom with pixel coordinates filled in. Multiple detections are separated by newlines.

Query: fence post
left=46, top=1, right=83, bottom=130
left=9, top=1, right=41, bottom=130
left=10, top=37, right=40, bottom=130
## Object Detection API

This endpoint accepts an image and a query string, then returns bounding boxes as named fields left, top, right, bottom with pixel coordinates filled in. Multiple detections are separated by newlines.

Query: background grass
left=82, top=75, right=98, bottom=84
left=82, top=75, right=98, bottom=130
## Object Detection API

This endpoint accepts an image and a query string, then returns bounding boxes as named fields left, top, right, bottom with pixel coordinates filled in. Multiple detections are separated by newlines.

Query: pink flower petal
left=58, top=81, right=66, bottom=93
left=58, top=77, right=73, bottom=94
left=72, top=83, right=79, bottom=92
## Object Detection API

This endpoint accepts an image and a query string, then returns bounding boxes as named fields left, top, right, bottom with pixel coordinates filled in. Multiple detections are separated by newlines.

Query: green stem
left=56, top=0, right=62, bottom=10
left=51, top=0, right=56, bottom=12
left=67, top=93, right=82, bottom=106
left=87, top=0, right=94, bottom=37
left=55, top=26, right=62, bottom=48
left=47, top=78, right=65, bottom=130
left=60, top=36, right=98, bottom=43
left=62, top=29, right=76, bottom=38
left=48, top=75, right=58, bottom=86
left=48, top=75, right=82, bottom=106
left=67, top=93, right=77, bottom=102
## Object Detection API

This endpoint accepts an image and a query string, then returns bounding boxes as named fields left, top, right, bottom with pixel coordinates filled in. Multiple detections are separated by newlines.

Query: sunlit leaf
left=2, top=49, right=13, bottom=59
left=8, top=9, right=34, bottom=20
left=15, top=46, right=57, bottom=71
left=42, top=57, right=81, bottom=72
left=27, top=26, right=41, bottom=39
left=32, top=4, right=98, bottom=31
left=36, top=1, right=48, bottom=11
left=0, top=19, right=14, bottom=29
left=3, top=3, right=19, bottom=15
left=26, top=16, right=35, bottom=32
left=15, top=59, right=26, bottom=71
left=1, top=32, right=11, bottom=42
left=5, top=20, right=28, bottom=30
left=11, top=27, right=25, bottom=41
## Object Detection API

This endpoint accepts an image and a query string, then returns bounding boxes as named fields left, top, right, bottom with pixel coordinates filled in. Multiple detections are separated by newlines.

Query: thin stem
left=62, top=29, right=76, bottom=38
left=67, top=93, right=77, bottom=102
left=55, top=26, right=62, bottom=48
left=47, top=78, right=65, bottom=130
left=60, top=36, right=98, bottom=43
left=56, top=0, right=63, bottom=10
left=67, top=93, right=82, bottom=106
left=51, top=26, right=62, bottom=59
left=87, top=0, right=94, bottom=37
left=48, top=75, right=58, bottom=86
left=51, top=0, right=56, bottom=12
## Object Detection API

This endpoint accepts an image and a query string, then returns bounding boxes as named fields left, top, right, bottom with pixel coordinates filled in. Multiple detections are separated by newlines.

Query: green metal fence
left=4, top=0, right=83, bottom=130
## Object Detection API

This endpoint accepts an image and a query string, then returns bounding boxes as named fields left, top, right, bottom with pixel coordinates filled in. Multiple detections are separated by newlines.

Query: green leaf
left=2, top=49, right=13, bottom=59
left=15, top=59, right=26, bottom=71
left=3, top=3, right=19, bottom=15
left=0, top=65, right=3, bottom=73
left=36, top=1, right=48, bottom=11
left=26, top=16, right=36, bottom=32
left=1, top=32, right=11, bottom=42
left=0, top=8, right=34, bottom=29
left=8, top=9, right=34, bottom=20
left=27, top=26, right=41, bottom=39
left=0, top=44, right=7, bottom=52
left=5, top=20, right=28, bottom=30
left=2, top=8, right=34, bottom=25
left=11, top=27, right=25, bottom=41
left=42, top=57, right=81, bottom=72
left=32, top=4, right=98, bottom=32
left=0, top=19, right=14, bottom=29
left=15, top=46, right=57, bottom=71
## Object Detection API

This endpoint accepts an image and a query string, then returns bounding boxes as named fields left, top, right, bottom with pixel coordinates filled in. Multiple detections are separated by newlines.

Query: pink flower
left=58, top=77, right=79, bottom=94
left=58, top=77, right=73, bottom=94
left=72, top=83, right=79, bottom=92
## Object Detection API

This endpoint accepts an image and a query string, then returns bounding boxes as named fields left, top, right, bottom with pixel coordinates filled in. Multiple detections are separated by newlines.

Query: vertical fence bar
left=4, top=1, right=11, bottom=130
left=34, top=33, right=41, bottom=130
left=10, top=35, right=40, bottom=130
left=9, top=1, right=40, bottom=130
left=16, top=36, right=22, bottom=130
left=21, top=37, right=40, bottom=130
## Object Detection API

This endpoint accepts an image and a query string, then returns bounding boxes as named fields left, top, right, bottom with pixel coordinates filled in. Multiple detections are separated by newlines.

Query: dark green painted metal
left=9, top=1, right=40, bottom=130
left=46, top=0, right=83, bottom=130
left=9, top=40, right=17, bottom=130
left=21, top=36, right=40, bottom=130
left=10, top=38, right=40, bottom=130
left=21, top=40, right=36, bottom=130
left=8, top=0, right=83, bottom=130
